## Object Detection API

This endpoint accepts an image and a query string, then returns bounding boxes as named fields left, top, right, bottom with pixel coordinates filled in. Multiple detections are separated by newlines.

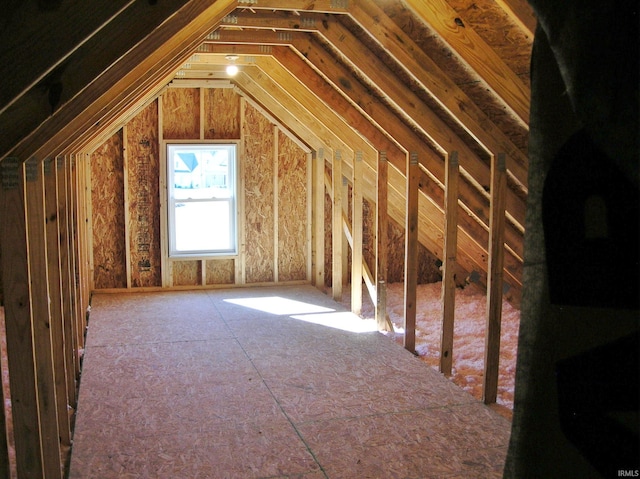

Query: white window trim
left=165, top=141, right=239, bottom=258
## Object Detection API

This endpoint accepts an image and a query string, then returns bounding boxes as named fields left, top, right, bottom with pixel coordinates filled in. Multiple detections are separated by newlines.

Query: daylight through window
left=167, top=143, right=237, bottom=257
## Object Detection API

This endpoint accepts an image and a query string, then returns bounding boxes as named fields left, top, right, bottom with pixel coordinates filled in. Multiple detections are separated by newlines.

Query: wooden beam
left=273, top=125, right=279, bottom=282
left=248, top=53, right=523, bottom=290
left=4, top=0, right=236, bottom=163
left=25, top=158, right=62, bottom=478
left=57, top=156, right=78, bottom=409
left=0, top=0, right=134, bottom=114
left=332, top=150, right=343, bottom=302
left=0, top=157, right=44, bottom=478
left=440, top=151, right=459, bottom=376
left=483, top=153, right=507, bottom=404
left=403, top=0, right=530, bottom=125
left=493, top=0, right=536, bottom=39
left=1, top=0, right=191, bottom=159
left=43, top=158, right=72, bottom=448
left=349, top=1, right=529, bottom=189
left=376, top=151, right=392, bottom=332
left=237, top=0, right=349, bottom=13
left=404, top=152, right=420, bottom=353
left=313, top=148, right=326, bottom=289
left=0, top=308, right=8, bottom=477
left=351, top=151, right=364, bottom=315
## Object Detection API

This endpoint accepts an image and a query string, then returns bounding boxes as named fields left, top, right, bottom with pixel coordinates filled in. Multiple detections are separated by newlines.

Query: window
left=167, top=143, right=237, bottom=257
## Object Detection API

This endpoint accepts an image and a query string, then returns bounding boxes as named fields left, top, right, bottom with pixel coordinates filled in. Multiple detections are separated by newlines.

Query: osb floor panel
left=69, top=285, right=511, bottom=479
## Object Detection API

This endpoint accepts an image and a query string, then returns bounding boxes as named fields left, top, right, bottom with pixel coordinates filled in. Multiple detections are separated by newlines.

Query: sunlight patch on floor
left=224, top=296, right=377, bottom=333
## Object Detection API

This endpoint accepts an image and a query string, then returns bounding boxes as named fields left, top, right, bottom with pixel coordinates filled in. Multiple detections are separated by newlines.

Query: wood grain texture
left=243, top=103, right=275, bottom=284
left=126, top=101, right=161, bottom=288
left=0, top=158, right=43, bottom=478
left=205, top=259, right=235, bottom=285
left=90, top=132, right=127, bottom=289
left=277, top=131, right=307, bottom=282
left=204, top=88, right=241, bottom=139
left=172, top=260, right=200, bottom=286
left=162, top=88, right=200, bottom=140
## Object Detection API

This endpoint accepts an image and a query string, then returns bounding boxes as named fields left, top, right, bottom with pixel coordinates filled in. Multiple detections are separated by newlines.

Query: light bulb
left=226, top=64, right=239, bottom=76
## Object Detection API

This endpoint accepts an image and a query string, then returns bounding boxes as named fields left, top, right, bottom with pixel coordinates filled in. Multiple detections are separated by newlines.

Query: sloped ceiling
left=0, top=0, right=533, bottom=297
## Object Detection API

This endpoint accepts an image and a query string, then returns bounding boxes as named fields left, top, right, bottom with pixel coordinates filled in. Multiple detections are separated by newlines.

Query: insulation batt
left=345, top=281, right=520, bottom=409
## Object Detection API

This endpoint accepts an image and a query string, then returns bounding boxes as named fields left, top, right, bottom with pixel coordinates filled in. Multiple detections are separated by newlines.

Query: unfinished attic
left=1, top=1, right=638, bottom=478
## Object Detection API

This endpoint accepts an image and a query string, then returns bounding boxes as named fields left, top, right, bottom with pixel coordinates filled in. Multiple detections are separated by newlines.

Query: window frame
left=166, top=141, right=239, bottom=258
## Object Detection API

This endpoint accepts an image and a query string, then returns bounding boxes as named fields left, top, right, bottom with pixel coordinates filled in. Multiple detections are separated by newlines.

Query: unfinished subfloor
left=69, top=285, right=511, bottom=478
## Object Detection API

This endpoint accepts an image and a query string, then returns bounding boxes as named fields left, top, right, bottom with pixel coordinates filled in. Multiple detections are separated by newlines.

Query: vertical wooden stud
left=123, top=127, right=132, bottom=288
left=483, top=153, right=507, bottom=404
left=237, top=98, right=247, bottom=285
left=404, top=152, right=419, bottom=352
left=351, top=151, right=364, bottom=315
left=313, top=148, right=325, bottom=289
left=341, top=174, right=349, bottom=287
left=57, top=156, right=77, bottom=408
left=0, top=157, right=45, bottom=478
left=306, top=151, right=313, bottom=282
left=273, top=125, right=279, bottom=283
left=25, top=157, right=63, bottom=479
left=44, top=158, right=72, bottom=448
left=440, top=151, right=459, bottom=376
left=0, top=316, right=8, bottom=477
left=332, top=150, right=343, bottom=301
left=69, top=156, right=83, bottom=370
left=376, top=151, right=392, bottom=331
left=158, top=94, right=170, bottom=288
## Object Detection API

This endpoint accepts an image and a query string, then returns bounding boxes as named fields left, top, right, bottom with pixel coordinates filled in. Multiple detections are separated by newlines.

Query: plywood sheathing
left=126, top=101, right=161, bottom=287
left=379, top=0, right=530, bottom=156
left=205, top=259, right=235, bottom=285
left=277, top=131, right=307, bottom=282
left=243, top=103, right=275, bottom=284
left=172, top=260, right=200, bottom=286
left=204, top=88, right=241, bottom=139
left=69, top=286, right=512, bottom=478
left=91, top=131, right=126, bottom=289
left=162, top=88, right=200, bottom=140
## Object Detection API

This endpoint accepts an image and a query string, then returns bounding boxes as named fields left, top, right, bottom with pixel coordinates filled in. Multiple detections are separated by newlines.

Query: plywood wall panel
left=277, top=131, right=307, bottom=282
left=172, top=261, right=200, bottom=286
left=205, top=259, right=234, bottom=285
left=91, top=131, right=126, bottom=288
left=126, top=101, right=161, bottom=288
left=204, top=88, right=241, bottom=139
left=162, top=88, right=200, bottom=140
left=243, top=104, right=274, bottom=284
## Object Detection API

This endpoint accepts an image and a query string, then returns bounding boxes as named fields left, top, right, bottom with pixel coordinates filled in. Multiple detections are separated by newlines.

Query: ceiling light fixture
left=225, top=54, right=239, bottom=76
